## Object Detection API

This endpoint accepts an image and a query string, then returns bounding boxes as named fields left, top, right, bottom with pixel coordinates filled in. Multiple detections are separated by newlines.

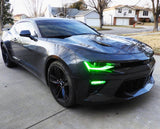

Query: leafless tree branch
left=86, top=0, right=111, bottom=28
left=24, top=0, right=47, bottom=17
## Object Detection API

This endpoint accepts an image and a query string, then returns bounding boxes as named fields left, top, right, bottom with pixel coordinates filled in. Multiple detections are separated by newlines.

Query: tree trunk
left=0, top=0, right=3, bottom=34
left=0, top=17, right=2, bottom=34
left=100, top=14, right=103, bottom=29
left=153, top=15, right=159, bottom=32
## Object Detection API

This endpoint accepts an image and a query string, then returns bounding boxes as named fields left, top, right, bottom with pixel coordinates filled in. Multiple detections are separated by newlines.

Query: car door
left=12, top=21, right=42, bottom=75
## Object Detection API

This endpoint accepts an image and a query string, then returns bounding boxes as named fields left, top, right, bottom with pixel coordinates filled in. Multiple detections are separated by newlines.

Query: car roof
left=18, top=17, right=75, bottom=23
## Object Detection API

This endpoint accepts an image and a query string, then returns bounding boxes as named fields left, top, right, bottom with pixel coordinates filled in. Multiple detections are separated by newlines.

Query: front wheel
left=47, top=61, right=75, bottom=107
left=1, top=45, right=16, bottom=68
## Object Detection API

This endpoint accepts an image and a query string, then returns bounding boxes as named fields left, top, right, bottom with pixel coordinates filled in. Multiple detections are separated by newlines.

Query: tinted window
left=36, top=19, right=99, bottom=38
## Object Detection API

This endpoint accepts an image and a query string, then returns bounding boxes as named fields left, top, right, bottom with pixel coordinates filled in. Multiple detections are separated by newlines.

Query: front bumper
left=74, top=58, right=155, bottom=104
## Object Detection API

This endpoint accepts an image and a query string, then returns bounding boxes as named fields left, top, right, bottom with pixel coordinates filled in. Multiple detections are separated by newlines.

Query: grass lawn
left=131, top=34, right=160, bottom=55
left=103, top=25, right=143, bottom=29
left=92, top=27, right=112, bottom=31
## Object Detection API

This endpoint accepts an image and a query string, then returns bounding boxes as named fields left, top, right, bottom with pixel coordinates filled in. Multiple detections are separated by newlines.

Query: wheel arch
left=45, top=55, right=72, bottom=86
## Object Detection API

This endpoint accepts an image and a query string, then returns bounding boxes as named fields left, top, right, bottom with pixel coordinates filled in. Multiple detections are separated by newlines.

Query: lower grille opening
left=88, top=84, right=105, bottom=95
left=116, top=77, right=147, bottom=98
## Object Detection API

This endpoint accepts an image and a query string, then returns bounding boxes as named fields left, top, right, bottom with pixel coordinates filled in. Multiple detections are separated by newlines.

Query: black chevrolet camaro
left=1, top=18, right=155, bottom=107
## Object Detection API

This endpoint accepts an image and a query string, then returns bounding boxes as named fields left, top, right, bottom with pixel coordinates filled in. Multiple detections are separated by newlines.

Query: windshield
left=36, top=19, right=99, bottom=38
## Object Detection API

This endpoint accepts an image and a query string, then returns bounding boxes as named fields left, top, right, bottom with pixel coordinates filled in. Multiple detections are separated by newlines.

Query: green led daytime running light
left=90, top=80, right=106, bottom=85
left=84, top=61, right=114, bottom=72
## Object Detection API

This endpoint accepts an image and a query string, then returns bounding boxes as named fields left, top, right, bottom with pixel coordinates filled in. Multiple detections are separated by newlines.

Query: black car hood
left=46, top=34, right=151, bottom=55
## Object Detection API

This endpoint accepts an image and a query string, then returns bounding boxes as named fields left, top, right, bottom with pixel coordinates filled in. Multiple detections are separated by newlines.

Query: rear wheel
left=1, top=45, right=16, bottom=68
left=47, top=61, right=75, bottom=107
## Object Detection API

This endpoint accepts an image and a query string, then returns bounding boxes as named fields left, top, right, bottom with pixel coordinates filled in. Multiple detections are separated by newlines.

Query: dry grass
left=131, top=34, right=160, bottom=55
left=104, top=25, right=143, bottom=29
left=92, top=27, right=112, bottom=31
left=122, top=31, right=155, bottom=36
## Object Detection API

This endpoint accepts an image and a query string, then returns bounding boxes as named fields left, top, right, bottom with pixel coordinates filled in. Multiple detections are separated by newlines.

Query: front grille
left=117, top=60, right=150, bottom=68
left=116, top=77, right=148, bottom=98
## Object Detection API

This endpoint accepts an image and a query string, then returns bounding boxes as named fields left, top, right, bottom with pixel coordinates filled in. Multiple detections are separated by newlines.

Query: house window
left=118, top=8, right=122, bottom=13
left=143, top=11, right=148, bottom=16
left=129, top=10, right=132, bottom=14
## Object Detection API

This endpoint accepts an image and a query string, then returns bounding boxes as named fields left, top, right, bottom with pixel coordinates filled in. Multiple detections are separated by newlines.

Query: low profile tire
left=1, top=45, right=16, bottom=68
left=47, top=61, right=75, bottom=107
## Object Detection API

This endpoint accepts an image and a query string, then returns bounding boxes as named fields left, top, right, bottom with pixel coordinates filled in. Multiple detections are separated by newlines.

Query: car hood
left=46, top=34, right=152, bottom=55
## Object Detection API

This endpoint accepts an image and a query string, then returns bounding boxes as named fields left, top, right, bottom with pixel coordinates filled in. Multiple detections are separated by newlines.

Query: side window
left=14, top=22, right=37, bottom=37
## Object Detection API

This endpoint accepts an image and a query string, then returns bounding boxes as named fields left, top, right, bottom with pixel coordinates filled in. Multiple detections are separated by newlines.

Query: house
left=75, top=10, right=100, bottom=27
left=13, top=14, right=28, bottom=22
left=45, top=6, right=79, bottom=18
left=103, top=5, right=153, bottom=26
left=132, top=6, right=153, bottom=22
left=45, top=6, right=100, bottom=27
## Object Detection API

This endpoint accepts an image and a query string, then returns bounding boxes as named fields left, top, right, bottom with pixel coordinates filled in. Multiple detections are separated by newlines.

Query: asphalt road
left=100, top=26, right=154, bottom=35
left=0, top=46, right=160, bottom=129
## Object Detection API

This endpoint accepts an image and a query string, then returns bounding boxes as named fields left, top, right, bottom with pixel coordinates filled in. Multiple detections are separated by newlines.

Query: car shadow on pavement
left=69, top=86, right=156, bottom=115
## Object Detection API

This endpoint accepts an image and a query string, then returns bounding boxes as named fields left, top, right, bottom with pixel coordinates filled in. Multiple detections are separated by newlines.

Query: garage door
left=86, top=19, right=100, bottom=27
left=116, top=18, right=129, bottom=26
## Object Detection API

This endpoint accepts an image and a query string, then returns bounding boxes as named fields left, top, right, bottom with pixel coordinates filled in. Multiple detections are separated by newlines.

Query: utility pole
left=0, top=0, right=3, bottom=33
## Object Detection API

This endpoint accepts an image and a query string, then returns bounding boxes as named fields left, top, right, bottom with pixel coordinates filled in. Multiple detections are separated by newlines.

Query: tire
left=47, top=61, right=75, bottom=107
left=1, top=44, right=16, bottom=68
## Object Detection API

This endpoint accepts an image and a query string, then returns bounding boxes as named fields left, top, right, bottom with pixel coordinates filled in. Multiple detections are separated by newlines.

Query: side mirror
left=20, top=30, right=31, bottom=37
left=2, top=28, right=10, bottom=31
left=20, top=30, right=37, bottom=41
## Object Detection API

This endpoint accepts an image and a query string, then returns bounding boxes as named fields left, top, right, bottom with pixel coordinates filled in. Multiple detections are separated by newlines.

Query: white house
left=103, top=5, right=153, bottom=26
left=75, top=10, right=100, bottom=27
left=133, top=6, right=153, bottom=22
left=45, top=6, right=79, bottom=18
left=45, top=6, right=100, bottom=27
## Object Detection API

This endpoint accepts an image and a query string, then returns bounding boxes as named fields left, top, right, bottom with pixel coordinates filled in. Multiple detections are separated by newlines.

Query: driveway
left=0, top=46, right=160, bottom=129
left=100, top=26, right=154, bottom=35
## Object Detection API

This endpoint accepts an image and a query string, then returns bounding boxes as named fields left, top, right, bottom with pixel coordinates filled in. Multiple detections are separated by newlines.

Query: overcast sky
left=10, top=0, right=152, bottom=15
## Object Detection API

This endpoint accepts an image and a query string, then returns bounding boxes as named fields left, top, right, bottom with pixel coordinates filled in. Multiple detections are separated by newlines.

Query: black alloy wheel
left=1, top=45, right=15, bottom=67
left=48, top=61, right=75, bottom=107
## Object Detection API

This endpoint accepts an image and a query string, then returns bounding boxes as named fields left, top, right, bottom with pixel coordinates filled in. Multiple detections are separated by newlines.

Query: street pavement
left=100, top=26, right=154, bottom=35
left=0, top=47, right=160, bottom=129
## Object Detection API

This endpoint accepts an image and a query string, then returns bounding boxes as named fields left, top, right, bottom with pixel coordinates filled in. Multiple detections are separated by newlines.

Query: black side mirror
left=20, top=30, right=31, bottom=37
left=20, top=30, right=38, bottom=41
left=2, top=28, right=10, bottom=31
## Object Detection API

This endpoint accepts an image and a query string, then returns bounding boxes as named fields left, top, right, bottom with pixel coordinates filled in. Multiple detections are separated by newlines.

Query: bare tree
left=151, top=0, right=160, bottom=31
left=87, top=0, right=111, bottom=28
left=24, top=0, right=47, bottom=17
left=0, top=0, right=3, bottom=33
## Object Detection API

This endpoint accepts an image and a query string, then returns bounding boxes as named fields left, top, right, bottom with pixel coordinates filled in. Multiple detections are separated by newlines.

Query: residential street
left=0, top=43, right=160, bottom=128
left=100, top=26, right=154, bottom=35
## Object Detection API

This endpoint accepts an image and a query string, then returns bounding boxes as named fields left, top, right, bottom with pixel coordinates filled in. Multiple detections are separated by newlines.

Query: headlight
left=84, top=61, right=115, bottom=72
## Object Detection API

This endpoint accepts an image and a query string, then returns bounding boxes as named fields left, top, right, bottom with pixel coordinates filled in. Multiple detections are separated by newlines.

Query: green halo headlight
left=84, top=61, right=115, bottom=72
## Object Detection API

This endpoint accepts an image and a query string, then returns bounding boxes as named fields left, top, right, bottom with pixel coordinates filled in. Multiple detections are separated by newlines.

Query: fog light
left=90, top=80, right=106, bottom=85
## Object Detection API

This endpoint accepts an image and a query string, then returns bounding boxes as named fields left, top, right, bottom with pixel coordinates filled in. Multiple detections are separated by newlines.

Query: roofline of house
left=104, top=5, right=152, bottom=12
left=75, top=10, right=96, bottom=17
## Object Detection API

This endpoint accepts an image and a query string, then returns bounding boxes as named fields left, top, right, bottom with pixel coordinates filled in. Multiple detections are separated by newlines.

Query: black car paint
left=1, top=18, right=155, bottom=104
